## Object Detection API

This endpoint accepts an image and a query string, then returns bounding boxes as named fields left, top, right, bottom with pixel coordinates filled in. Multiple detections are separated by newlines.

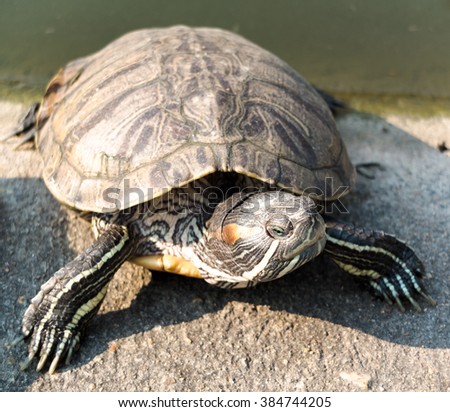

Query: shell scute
left=37, top=26, right=354, bottom=212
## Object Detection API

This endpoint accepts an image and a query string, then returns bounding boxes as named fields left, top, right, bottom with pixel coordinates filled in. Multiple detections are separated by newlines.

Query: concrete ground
left=0, top=101, right=449, bottom=391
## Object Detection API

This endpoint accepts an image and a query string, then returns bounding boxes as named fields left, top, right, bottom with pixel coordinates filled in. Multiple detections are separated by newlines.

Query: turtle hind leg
left=21, top=222, right=135, bottom=374
left=1, top=102, right=39, bottom=149
left=324, top=220, right=436, bottom=312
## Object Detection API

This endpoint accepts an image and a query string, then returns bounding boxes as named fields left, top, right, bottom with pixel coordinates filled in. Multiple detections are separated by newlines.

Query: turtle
left=8, top=26, right=434, bottom=374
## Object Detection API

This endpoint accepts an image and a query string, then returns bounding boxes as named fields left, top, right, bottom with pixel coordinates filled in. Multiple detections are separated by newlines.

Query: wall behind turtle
left=0, top=0, right=449, bottom=112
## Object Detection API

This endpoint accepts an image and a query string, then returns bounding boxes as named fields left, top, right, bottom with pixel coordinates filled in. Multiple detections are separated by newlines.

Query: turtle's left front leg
left=21, top=222, right=134, bottom=373
left=324, top=220, right=435, bottom=311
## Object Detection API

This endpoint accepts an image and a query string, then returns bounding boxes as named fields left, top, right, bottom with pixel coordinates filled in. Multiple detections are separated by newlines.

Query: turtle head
left=196, top=191, right=326, bottom=287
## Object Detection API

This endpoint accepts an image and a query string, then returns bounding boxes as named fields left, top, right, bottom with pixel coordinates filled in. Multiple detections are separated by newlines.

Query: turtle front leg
left=21, top=223, right=134, bottom=373
left=324, top=220, right=435, bottom=311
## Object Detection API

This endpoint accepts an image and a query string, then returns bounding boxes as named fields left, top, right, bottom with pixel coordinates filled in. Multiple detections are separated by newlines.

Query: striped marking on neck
left=277, top=254, right=301, bottom=278
left=189, top=239, right=280, bottom=285
left=240, top=240, right=280, bottom=280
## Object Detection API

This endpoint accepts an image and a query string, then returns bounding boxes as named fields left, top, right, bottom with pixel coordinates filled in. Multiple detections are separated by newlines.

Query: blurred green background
left=1, top=0, right=449, bottom=114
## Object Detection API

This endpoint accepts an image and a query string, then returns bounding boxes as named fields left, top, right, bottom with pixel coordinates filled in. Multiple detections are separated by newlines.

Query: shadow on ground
left=1, top=110, right=449, bottom=391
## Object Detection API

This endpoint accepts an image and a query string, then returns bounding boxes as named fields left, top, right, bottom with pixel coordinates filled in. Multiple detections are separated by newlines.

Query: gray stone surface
left=0, top=101, right=449, bottom=392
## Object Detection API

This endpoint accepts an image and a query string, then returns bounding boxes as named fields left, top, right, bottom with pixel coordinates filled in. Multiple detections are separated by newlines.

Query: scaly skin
left=21, top=224, right=134, bottom=373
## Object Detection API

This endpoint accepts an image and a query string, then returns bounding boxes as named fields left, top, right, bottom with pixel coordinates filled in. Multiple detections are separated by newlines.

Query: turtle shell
left=36, top=26, right=355, bottom=213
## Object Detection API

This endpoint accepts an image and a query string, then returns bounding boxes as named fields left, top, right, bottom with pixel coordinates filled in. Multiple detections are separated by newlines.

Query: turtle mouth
left=283, top=215, right=326, bottom=261
left=295, top=235, right=327, bottom=263
left=275, top=235, right=326, bottom=279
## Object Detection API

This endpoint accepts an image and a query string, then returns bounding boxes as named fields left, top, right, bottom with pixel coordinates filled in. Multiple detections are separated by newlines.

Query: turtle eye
left=266, top=215, right=294, bottom=239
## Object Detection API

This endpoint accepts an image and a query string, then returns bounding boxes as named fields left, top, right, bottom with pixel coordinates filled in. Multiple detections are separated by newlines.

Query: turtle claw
left=21, top=286, right=83, bottom=373
left=20, top=354, right=34, bottom=372
left=48, top=354, right=62, bottom=375
left=12, top=334, right=26, bottom=346
left=405, top=296, right=422, bottom=313
left=37, top=352, right=50, bottom=372
left=23, top=323, right=82, bottom=374
left=393, top=296, right=406, bottom=313
left=419, top=289, right=437, bottom=307
left=369, top=270, right=434, bottom=312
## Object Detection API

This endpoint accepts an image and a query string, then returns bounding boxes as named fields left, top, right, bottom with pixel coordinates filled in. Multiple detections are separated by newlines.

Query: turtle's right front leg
left=22, top=223, right=134, bottom=374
